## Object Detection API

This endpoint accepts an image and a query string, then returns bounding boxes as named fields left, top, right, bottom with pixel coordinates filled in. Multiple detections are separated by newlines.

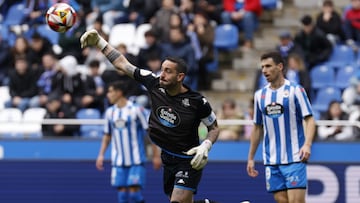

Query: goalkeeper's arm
left=80, top=29, right=137, bottom=79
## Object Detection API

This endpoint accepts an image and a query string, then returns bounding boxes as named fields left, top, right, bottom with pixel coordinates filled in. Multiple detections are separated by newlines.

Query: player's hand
left=80, top=29, right=107, bottom=49
left=96, top=155, right=105, bottom=171
left=247, top=160, right=258, bottom=177
left=185, top=139, right=212, bottom=170
left=299, top=144, right=311, bottom=162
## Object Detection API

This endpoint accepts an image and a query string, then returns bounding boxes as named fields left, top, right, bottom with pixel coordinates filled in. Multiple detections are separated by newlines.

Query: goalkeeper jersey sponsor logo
left=156, top=106, right=180, bottom=127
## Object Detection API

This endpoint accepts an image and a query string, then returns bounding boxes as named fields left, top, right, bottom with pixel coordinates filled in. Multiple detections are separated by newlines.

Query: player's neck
left=270, top=78, right=285, bottom=90
left=166, top=84, right=187, bottom=96
left=116, top=98, right=128, bottom=108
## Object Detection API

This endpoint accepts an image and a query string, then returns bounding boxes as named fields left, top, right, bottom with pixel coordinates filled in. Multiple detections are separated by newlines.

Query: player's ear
left=177, top=72, right=185, bottom=82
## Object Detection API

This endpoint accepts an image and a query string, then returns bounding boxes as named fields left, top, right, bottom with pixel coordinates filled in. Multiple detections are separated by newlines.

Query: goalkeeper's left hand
left=185, top=139, right=212, bottom=170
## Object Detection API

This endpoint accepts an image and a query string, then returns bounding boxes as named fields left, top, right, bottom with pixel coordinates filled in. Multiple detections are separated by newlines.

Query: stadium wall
left=0, top=140, right=358, bottom=203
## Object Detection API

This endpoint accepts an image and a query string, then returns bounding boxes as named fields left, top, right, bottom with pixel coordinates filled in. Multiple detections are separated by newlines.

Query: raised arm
left=80, top=29, right=137, bottom=78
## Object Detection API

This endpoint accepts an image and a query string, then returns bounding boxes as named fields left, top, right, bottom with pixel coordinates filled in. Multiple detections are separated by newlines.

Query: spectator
left=0, top=31, right=10, bottom=85
left=36, top=51, right=59, bottom=107
left=341, top=72, right=360, bottom=114
left=286, top=54, right=312, bottom=99
left=150, top=0, right=178, bottom=43
left=317, top=100, right=354, bottom=141
left=28, top=32, right=53, bottom=76
left=294, top=14, right=333, bottom=69
left=115, top=0, right=146, bottom=26
left=343, top=0, right=360, bottom=48
left=82, top=59, right=106, bottom=113
left=9, top=36, right=32, bottom=68
left=23, top=0, right=48, bottom=27
left=275, top=30, right=304, bottom=64
left=316, top=0, right=346, bottom=45
left=137, top=29, right=163, bottom=69
left=216, top=98, right=244, bottom=141
left=221, top=0, right=262, bottom=50
left=145, top=53, right=162, bottom=76
left=5, top=55, right=39, bottom=112
left=143, top=0, right=162, bottom=23
left=58, top=12, right=87, bottom=64
left=42, top=94, right=80, bottom=137
left=85, top=0, right=128, bottom=29
left=51, top=55, right=85, bottom=112
left=179, top=0, right=195, bottom=26
left=190, top=12, right=215, bottom=90
left=195, top=0, right=223, bottom=24
left=161, top=26, right=198, bottom=90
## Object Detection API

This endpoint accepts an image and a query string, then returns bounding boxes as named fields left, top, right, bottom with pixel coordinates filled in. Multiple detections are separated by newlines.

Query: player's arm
left=300, top=115, right=316, bottom=162
left=96, top=134, right=111, bottom=170
left=80, top=29, right=137, bottom=78
left=205, top=120, right=219, bottom=144
left=247, top=124, right=262, bottom=177
left=248, top=124, right=262, bottom=161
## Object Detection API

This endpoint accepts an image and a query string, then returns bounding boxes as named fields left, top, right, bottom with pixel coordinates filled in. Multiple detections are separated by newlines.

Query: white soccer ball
left=45, top=3, right=77, bottom=33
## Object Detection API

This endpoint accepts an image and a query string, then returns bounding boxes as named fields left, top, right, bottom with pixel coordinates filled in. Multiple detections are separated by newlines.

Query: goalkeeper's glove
left=80, top=29, right=107, bottom=50
left=185, top=139, right=212, bottom=170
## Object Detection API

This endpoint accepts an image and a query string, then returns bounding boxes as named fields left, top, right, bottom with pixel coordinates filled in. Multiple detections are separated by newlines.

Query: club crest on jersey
left=156, top=106, right=180, bottom=127
left=283, top=90, right=289, bottom=97
left=182, top=98, right=190, bottom=107
left=265, top=102, right=283, bottom=118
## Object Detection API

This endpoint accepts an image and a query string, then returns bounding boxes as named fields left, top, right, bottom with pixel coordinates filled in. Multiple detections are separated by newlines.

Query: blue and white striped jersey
left=253, top=79, right=313, bottom=165
left=104, top=101, right=149, bottom=167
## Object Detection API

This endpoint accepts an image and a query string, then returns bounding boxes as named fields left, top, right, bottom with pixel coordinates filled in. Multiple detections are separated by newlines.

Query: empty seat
left=36, top=24, right=59, bottom=45
left=335, top=65, right=357, bottom=90
left=3, top=3, right=25, bottom=26
left=261, top=0, right=280, bottom=10
left=109, top=23, right=136, bottom=53
left=312, top=86, right=342, bottom=113
left=0, top=108, right=23, bottom=138
left=310, top=65, right=335, bottom=89
left=76, top=108, right=103, bottom=138
left=0, top=86, right=10, bottom=110
left=326, top=44, right=355, bottom=68
left=22, top=107, right=46, bottom=138
left=214, top=24, right=239, bottom=51
left=133, top=23, right=152, bottom=52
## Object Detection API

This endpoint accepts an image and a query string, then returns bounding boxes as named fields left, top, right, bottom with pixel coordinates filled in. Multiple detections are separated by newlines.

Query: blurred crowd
left=1, top=0, right=360, bottom=141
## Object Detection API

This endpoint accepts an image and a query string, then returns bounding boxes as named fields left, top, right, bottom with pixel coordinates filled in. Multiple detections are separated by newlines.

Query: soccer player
left=246, top=51, right=316, bottom=203
left=81, top=30, right=219, bottom=203
left=96, top=81, right=152, bottom=203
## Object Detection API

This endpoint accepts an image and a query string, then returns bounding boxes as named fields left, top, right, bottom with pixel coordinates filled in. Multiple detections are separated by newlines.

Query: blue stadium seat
left=3, top=3, right=25, bottom=26
left=206, top=49, right=219, bottom=73
left=326, top=44, right=355, bottom=68
left=214, top=24, right=239, bottom=51
left=36, top=24, right=59, bottom=45
left=310, top=64, right=335, bottom=89
left=76, top=108, right=103, bottom=138
left=312, top=86, right=342, bottom=113
left=261, top=0, right=279, bottom=10
left=335, top=65, right=357, bottom=90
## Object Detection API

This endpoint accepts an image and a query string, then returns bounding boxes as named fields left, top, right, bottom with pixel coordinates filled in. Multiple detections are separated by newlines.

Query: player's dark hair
left=165, top=57, right=188, bottom=74
left=108, top=80, right=128, bottom=96
left=261, top=51, right=285, bottom=65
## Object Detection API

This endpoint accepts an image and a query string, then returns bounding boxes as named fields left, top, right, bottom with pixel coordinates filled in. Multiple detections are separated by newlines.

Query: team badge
left=182, top=98, right=190, bottom=107
left=283, top=90, right=289, bottom=97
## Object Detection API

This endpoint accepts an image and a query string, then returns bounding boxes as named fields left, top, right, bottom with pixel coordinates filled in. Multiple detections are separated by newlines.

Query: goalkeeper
left=80, top=30, right=219, bottom=203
